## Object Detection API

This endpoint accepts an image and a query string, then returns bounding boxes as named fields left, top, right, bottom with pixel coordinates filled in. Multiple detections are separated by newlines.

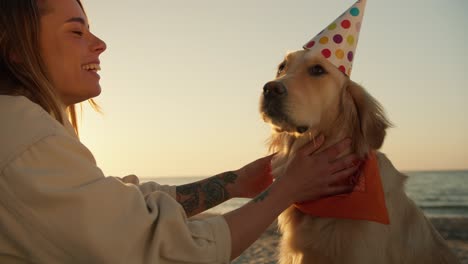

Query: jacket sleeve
left=0, top=133, right=231, bottom=264
left=118, top=174, right=177, bottom=200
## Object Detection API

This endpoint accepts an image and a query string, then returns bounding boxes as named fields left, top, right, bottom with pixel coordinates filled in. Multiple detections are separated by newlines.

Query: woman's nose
left=90, top=34, right=107, bottom=54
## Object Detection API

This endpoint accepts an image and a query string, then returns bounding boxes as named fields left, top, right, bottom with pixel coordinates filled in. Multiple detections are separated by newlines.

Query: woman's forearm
left=175, top=171, right=239, bottom=217
left=223, top=181, right=291, bottom=260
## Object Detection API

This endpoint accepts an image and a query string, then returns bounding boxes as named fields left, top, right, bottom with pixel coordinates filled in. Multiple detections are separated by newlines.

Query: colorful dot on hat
left=322, top=49, right=331, bottom=58
left=338, top=65, right=346, bottom=73
left=305, top=41, right=315, bottom=49
left=328, top=23, right=337, bottom=30
left=335, top=49, right=344, bottom=59
left=347, top=67, right=352, bottom=76
left=347, top=35, right=355, bottom=45
left=333, top=34, right=343, bottom=44
left=350, top=7, right=360, bottom=17
left=341, top=19, right=351, bottom=29
left=348, top=51, right=354, bottom=62
left=307, top=40, right=315, bottom=49
left=319, top=36, right=329, bottom=44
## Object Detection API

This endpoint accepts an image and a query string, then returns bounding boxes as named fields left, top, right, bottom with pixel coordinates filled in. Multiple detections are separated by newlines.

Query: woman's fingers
left=322, top=185, right=355, bottom=197
left=322, top=164, right=362, bottom=198
left=322, top=138, right=352, bottom=161
left=297, top=134, right=325, bottom=156
left=329, top=164, right=361, bottom=185
left=329, top=153, right=361, bottom=174
left=280, top=137, right=363, bottom=203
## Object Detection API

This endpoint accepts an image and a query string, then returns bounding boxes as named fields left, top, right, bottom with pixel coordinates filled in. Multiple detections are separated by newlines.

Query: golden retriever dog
left=259, top=50, right=460, bottom=264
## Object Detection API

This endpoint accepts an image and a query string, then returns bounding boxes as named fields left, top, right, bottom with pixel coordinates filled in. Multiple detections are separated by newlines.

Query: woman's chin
left=65, top=88, right=102, bottom=106
left=90, top=86, right=102, bottom=98
left=84, top=85, right=102, bottom=100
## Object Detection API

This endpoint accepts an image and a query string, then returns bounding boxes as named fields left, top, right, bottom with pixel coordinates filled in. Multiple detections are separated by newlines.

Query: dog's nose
left=263, top=81, right=287, bottom=98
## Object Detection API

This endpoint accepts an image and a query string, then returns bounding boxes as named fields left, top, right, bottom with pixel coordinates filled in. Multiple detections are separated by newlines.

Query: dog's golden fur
left=260, top=50, right=459, bottom=264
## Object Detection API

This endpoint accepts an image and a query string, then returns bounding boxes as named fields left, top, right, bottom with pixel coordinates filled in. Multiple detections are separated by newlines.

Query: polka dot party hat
left=303, top=0, right=367, bottom=76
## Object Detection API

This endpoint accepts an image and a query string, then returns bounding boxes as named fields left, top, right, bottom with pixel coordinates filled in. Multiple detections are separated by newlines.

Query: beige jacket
left=0, top=95, right=231, bottom=264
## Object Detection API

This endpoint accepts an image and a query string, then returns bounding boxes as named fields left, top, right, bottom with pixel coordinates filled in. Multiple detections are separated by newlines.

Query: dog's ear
left=344, top=81, right=391, bottom=152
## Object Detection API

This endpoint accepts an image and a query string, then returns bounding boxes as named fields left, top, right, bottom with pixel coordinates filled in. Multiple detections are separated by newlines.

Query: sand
left=232, top=217, right=468, bottom=264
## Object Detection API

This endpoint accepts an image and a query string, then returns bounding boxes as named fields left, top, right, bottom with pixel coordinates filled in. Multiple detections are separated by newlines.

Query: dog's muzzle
left=261, top=81, right=289, bottom=124
left=263, top=81, right=287, bottom=99
left=260, top=81, right=309, bottom=134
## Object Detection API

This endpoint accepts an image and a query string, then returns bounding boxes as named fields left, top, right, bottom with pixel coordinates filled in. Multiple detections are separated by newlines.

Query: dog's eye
left=308, top=65, right=327, bottom=76
left=277, top=62, right=286, bottom=75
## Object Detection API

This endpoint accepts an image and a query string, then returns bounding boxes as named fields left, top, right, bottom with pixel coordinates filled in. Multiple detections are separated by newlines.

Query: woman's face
left=39, top=0, right=106, bottom=106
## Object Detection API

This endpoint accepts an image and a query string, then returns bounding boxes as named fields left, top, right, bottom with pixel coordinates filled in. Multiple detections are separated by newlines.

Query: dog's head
left=260, top=50, right=391, bottom=156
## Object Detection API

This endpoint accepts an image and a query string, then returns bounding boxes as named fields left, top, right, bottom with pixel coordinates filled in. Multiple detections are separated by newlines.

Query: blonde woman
left=0, top=0, right=361, bottom=263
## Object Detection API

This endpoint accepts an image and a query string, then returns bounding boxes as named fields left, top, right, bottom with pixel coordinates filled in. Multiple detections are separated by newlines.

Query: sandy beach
left=232, top=217, right=468, bottom=264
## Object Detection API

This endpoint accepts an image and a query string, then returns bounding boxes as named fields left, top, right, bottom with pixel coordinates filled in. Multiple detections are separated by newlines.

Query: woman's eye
left=72, top=31, right=83, bottom=36
left=308, top=65, right=327, bottom=76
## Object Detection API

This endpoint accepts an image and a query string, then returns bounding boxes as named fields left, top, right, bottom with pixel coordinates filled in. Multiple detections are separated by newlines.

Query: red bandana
left=294, top=152, right=390, bottom=224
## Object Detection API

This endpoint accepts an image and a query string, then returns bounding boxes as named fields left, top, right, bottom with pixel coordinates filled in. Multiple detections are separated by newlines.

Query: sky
left=78, top=0, right=468, bottom=178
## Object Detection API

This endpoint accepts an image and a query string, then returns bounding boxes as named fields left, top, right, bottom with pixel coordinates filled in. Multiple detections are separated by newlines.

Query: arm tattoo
left=253, top=188, right=270, bottom=203
left=176, top=171, right=238, bottom=217
left=176, top=184, right=200, bottom=213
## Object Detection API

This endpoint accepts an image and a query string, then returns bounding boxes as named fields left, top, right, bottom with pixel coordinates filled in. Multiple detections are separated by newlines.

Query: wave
left=420, top=205, right=468, bottom=210
left=419, top=205, right=468, bottom=217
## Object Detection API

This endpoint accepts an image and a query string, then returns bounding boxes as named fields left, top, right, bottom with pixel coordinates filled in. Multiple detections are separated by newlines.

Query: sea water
left=146, top=170, right=468, bottom=217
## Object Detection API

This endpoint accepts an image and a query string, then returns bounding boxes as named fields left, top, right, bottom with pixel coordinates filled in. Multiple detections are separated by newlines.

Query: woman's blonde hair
left=0, top=0, right=100, bottom=135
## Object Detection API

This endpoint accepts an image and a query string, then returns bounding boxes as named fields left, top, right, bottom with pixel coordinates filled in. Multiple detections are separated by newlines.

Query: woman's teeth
left=82, top=64, right=101, bottom=71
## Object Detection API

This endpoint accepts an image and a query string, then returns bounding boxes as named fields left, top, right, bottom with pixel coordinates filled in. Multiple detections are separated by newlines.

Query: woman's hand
left=276, top=136, right=362, bottom=204
left=230, top=154, right=276, bottom=198
left=223, top=137, right=359, bottom=260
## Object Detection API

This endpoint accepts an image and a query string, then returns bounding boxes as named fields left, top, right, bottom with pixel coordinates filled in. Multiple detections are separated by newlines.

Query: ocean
left=146, top=170, right=468, bottom=217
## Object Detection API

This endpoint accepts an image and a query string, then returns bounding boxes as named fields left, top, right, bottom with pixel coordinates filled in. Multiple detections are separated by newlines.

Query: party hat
left=303, top=0, right=367, bottom=76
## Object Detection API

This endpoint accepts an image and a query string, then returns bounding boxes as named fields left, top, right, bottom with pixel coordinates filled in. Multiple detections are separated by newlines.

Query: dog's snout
left=263, top=81, right=287, bottom=98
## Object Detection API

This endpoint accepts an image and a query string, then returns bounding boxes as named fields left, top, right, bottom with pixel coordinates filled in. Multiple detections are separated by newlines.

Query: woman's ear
left=345, top=81, right=392, bottom=151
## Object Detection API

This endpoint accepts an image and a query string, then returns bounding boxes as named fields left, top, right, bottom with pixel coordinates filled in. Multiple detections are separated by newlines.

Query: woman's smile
left=82, top=63, right=101, bottom=79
